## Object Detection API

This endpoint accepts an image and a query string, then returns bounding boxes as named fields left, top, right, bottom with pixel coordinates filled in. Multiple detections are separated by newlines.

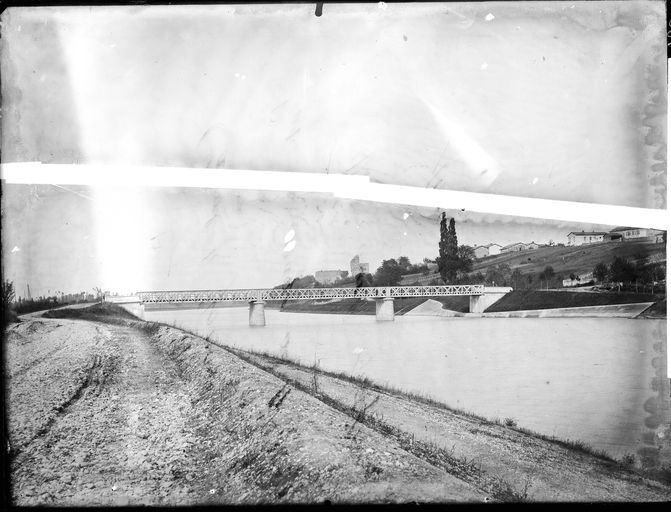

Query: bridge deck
left=138, top=285, right=485, bottom=303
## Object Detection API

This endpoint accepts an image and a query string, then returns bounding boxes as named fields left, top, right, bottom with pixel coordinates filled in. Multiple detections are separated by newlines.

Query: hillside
left=401, top=240, right=665, bottom=285
left=472, top=240, right=665, bottom=278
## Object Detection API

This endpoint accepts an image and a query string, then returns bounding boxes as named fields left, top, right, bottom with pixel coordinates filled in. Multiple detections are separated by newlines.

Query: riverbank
left=6, top=304, right=670, bottom=503
left=228, top=347, right=671, bottom=501
left=264, top=290, right=665, bottom=318
left=483, top=290, right=665, bottom=314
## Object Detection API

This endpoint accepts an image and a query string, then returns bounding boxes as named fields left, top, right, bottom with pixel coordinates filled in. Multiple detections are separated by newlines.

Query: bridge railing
left=138, top=285, right=485, bottom=304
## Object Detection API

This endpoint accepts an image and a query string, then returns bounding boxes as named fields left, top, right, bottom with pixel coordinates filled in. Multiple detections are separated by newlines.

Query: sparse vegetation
left=225, top=346, right=621, bottom=464
left=504, top=417, right=517, bottom=428
left=3, top=279, right=19, bottom=326
left=310, top=355, right=321, bottom=395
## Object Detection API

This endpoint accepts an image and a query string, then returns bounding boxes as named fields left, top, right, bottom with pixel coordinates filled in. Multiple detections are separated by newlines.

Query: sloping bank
left=229, top=349, right=671, bottom=502
left=38, top=305, right=484, bottom=503
left=139, top=322, right=492, bottom=503
left=141, top=322, right=671, bottom=502
left=37, top=305, right=671, bottom=502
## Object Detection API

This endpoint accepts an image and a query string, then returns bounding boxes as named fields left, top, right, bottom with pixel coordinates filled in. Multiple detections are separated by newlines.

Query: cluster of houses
left=566, top=227, right=665, bottom=246
left=314, top=226, right=666, bottom=285
left=473, top=241, right=540, bottom=259
left=315, top=254, right=370, bottom=285
left=473, top=227, right=665, bottom=259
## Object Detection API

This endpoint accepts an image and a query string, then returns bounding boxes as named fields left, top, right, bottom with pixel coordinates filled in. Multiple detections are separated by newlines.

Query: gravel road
left=8, top=319, right=198, bottom=505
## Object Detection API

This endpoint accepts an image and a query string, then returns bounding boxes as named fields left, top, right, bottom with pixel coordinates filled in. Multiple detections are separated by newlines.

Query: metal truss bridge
left=137, top=285, right=486, bottom=304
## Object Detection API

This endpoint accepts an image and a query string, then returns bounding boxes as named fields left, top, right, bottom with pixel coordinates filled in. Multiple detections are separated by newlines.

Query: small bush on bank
left=620, top=454, right=636, bottom=467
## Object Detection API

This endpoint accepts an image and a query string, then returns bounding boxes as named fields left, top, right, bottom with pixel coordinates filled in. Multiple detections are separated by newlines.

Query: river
left=141, top=306, right=668, bottom=463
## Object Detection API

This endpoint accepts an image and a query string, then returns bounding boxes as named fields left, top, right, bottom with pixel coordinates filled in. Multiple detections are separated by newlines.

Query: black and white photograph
left=1, top=1, right=669, bottom=505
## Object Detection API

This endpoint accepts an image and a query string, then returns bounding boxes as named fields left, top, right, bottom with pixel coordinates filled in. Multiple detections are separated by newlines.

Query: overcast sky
left=1, top=2, right=666, bottom=208
left=3, top=184, right=622, bottom=297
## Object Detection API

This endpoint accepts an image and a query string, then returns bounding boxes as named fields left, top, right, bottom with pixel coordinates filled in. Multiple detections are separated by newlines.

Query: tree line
left=2, top=280, right=103, bottom=325
left=277, top=212, right=477, bottom=289
left=592, top=256, right=665, bottom=293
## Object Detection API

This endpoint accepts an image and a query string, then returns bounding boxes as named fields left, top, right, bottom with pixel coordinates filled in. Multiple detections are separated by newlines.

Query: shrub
left=504, top=417, right=517, bottom=427
left=620, top=453, right=636, bottom=467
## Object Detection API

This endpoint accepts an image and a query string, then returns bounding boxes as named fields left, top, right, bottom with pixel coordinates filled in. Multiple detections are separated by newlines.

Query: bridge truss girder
left=138, top=285, right=485, bottom=304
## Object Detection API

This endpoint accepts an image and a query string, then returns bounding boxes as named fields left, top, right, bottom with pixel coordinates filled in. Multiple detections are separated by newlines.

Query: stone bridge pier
left=249, top=300, right=266, bottom=326
left=248, top=298, right=396, bottom=325
left=375, top=297, right=395, bottom=321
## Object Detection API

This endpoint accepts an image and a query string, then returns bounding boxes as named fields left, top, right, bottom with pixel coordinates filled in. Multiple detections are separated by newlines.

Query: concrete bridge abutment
left=375, top=297, right=395, bottom=321
left=469, top=287, right=512, bottom=313
left=249, top=300, right=266, bottom=326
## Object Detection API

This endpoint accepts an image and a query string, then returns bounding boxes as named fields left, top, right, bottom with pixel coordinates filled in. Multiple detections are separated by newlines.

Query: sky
left=1, top=2, right=666, bottom=208
left=2, top=184, right=621, bottom=298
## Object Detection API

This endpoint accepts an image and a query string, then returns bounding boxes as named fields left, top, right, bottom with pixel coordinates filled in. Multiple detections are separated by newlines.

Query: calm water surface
left=143, top=306, right=668, bottom=461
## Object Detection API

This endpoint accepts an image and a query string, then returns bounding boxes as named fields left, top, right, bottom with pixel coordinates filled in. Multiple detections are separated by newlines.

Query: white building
left=562, top=272, right=594, bottom=287
left=501, top=242, right=527, bottom=253
left=474, top=243, right=503, bottom=259
left=315, top=270, right=347, bottom=285
left=473, top=246, right=489, bottom=259
left=606, top=227, right=665, bottom=242
left=488, top=243, right=502, bottom=255
left=567, top=231, right=606, bottom=246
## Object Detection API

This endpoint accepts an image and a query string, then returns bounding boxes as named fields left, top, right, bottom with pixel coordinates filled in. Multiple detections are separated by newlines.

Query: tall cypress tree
left=437, top=213, right=449, bottom=283
left=445, top=217, right=459, bottom=283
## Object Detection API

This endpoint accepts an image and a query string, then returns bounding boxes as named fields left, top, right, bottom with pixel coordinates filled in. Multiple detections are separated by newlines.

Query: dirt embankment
left=8, top=311, right=487, bottom=505
left=7, top=305, right=670, bottom=504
